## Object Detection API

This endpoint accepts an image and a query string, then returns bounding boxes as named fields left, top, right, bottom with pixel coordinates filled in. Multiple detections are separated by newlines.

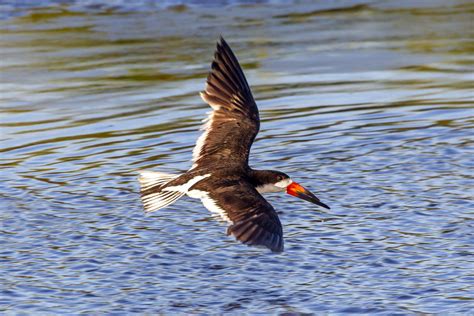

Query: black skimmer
left=139, top=37, right=329, bottom=252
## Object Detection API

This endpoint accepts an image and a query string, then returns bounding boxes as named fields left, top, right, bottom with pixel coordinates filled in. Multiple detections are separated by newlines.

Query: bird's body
left=139, top=37, right=329, bottom=252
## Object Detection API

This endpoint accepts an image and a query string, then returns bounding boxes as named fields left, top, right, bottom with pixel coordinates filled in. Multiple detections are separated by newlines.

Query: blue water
left=1, top=0, right=473, bottom=314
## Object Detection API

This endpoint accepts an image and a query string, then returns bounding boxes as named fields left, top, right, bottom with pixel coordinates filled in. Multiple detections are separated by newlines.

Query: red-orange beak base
left=287, top=182, right=330, bottom=209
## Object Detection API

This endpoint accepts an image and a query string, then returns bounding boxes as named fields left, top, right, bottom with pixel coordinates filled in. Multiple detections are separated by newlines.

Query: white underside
left=187, top=189, right=231, bottom=223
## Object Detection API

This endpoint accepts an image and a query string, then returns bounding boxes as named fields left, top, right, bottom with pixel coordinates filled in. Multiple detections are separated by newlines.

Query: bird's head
left=254, top=170, right=330, bottom=209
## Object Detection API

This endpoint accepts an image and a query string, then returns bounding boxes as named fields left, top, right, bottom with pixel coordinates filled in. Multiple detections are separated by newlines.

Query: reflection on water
left=1, top=0, right=473, bottom=314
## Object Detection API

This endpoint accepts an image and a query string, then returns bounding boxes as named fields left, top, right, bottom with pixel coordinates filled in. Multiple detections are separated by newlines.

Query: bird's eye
left=277, top=176, right=283, bottom=181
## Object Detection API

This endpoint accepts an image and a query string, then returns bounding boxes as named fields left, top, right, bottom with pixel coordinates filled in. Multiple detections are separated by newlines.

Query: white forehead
left=274, top=178, right=293, bottom=188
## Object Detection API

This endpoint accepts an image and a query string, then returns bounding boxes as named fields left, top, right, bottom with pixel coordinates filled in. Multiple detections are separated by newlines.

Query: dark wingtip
left=217, top=36, right=234, bottom=59
left=202, top=34, right=256, bottom=115
left=227, top=219, right=284, bottom=253
left=215, top=35, right=231, bottom=59
left=269, top=237, right=284, bottom=253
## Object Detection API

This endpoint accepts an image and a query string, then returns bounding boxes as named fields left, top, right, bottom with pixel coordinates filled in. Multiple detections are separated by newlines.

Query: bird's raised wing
left=192, top=37, right=260, bottom=170
left=203, top=180, right=284, bottom=252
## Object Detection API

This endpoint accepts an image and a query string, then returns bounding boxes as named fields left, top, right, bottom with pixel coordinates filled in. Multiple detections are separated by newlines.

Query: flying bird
left=139, top=37, right=329, bottom=252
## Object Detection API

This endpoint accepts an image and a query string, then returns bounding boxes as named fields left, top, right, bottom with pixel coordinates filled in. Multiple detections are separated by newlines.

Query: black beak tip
left=313, top=200, right=331, bottom=210
left=292, top=186, right=330, bottom=210
left=318, top=201, right=330, bottom=210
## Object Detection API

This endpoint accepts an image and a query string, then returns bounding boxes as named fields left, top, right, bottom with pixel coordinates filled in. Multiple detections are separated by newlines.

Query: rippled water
left=1, top=0, right=474, bottom=314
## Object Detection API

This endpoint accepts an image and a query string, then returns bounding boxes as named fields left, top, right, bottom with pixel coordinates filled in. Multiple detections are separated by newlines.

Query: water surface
left=1, top=0, right=473, bottom=314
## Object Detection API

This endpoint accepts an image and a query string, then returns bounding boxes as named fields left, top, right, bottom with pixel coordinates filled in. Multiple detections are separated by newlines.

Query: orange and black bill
left=287, top=182, right=330, bottom=209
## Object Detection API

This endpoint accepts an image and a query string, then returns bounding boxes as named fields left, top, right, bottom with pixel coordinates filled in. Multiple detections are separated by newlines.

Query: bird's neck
left=249, top=169, right=279, bottom=189
left=249, top=169, right=283, bottom=194
left=248, top=169, right=266, bottom=187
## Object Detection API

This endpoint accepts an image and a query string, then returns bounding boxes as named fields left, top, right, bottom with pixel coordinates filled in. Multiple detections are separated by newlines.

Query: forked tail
left=138, top=171, right=184, bottom=213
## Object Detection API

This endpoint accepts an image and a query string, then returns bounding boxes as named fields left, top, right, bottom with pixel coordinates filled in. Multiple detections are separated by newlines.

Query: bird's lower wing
left=205, top=181, right=284, bottom=252
left=192, top=37, right=260, bottom=170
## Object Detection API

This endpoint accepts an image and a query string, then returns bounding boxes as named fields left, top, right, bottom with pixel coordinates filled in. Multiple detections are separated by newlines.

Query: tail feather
left=138, top=171, right=183, bottom=213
